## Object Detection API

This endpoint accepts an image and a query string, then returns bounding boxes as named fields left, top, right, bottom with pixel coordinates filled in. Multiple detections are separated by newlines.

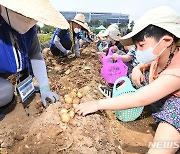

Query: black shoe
left=98, top=84, right=113, bottom=98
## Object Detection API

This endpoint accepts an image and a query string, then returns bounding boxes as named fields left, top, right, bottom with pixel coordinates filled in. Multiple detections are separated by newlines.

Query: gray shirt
left=28, top=33, right=43, bottom=60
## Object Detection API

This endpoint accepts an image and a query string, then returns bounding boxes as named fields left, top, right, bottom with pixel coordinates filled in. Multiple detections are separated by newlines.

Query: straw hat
left=72, top=13, right=87, bottom=30
left=120, top=6, right=180, bottom=46
left=0, top=0, right=69, bottom=29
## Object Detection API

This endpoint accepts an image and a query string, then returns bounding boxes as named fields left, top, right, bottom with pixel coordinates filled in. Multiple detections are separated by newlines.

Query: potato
left=73, top=97, right=80, bottom=104
left=72, top=88, right=77, bottom=93
left=64, top=95, right=73, bottom=104
left=69, top=91, right=76, bottom=98
left=64, top=94, right=69, bottom=98
left=72, top=103, right=78, bottom=109
left=69, top=110, right=75, bottom=119
left=61, top=113, right=70, bottom=123
left=63, top=104, right=72, bottom=110
left=59, top=108, right=68, bottom=116
left=77, top=92, right=83, bottom=98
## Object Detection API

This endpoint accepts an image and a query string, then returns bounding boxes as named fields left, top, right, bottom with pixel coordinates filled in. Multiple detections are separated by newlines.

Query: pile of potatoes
left=59, top=89, right=83, bottom=123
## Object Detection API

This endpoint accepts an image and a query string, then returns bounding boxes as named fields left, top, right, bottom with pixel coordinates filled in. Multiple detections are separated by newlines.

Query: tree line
left=37, top=20, right=135, bottom=35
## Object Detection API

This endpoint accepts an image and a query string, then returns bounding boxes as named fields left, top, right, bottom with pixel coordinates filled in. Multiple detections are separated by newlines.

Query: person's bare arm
left=76, top=74, right=180, bottom=116
left=98, top=74, right=179, bottom=110
left=119, top=54, right=133, bottom=62
left=136, top=63, right=151, bottom=72
left=131, top=63, right=151, bottom=87
left=111, top=53, right=133, bottom=62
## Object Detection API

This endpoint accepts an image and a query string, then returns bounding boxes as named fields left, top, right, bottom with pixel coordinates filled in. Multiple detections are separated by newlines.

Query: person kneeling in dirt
left=50, top=13, right=88, bottom=58
left=0, top=0, right=69, bottom=120
left=76, top=6, right=180, bottom=154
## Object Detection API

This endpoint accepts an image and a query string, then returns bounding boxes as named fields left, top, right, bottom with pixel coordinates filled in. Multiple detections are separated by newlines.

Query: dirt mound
left=0, top=43, right=156, bottom=154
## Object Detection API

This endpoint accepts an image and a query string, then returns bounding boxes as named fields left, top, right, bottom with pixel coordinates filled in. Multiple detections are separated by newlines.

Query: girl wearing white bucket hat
left=50, top=13, right=88, bottom=58
left=102, top=27, right=125, bottom=55
left=98, top=27, right=127, bottom=96
left=0, top=0, right=69, bottom=120
left=76, top=6, right=180, bottom=153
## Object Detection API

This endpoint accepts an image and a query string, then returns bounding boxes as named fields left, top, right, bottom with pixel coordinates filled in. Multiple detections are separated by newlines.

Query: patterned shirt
left=127, top=45, right=139, bottom=67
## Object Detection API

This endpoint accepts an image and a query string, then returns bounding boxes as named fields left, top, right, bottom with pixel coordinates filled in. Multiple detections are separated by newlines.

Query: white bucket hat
left=108, top=24, right=119, bottom=30
left=102, top=24, right=119, bottom=37
left=97, top=30, right=106, bottom=40
left=71, top=13, right=87, bottom=30
left=0, top=0, right=69, bottom=29
left=120, top=6, right=180, bottom=46
left=107, top=28, right=121, bottom=41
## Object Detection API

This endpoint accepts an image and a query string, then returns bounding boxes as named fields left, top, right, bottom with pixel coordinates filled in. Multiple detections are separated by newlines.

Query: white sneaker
left=98, top=84, right=112, bottom=98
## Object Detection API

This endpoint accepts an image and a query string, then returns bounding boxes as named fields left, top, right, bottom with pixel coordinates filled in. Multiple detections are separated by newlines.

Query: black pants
left=50, top=40, right=72, bottom=56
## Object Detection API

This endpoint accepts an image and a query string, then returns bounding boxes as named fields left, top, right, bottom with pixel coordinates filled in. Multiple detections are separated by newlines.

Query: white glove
left=41, top=90, right=60, bottom=107
left=31, top=59, right=60, bottom=107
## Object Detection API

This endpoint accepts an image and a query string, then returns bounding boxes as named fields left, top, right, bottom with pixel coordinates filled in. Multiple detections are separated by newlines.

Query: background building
left=61, top=11, right=129, bottom=25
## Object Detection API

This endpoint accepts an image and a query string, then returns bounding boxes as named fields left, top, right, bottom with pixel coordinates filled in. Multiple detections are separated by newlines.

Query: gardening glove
left=74, top=40, right=80, bottom=58
left=40, top=90, right=59, bottom=107
left=75, top=50, right=80, bottom=58
left=65, top=50, right=72, bottom=55
left=31, top=59, right=60, bottom=107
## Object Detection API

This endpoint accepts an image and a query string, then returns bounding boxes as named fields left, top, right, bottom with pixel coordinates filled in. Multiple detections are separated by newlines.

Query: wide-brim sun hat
left=84, top=22, right=91, bottom=32
left=71, top=13, right=87, bottom=30
left=120, top=6, right=180, bottom=46
left=0, top=0, right=69, bottom=29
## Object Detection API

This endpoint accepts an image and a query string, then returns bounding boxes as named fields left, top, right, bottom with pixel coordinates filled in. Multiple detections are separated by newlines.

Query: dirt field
left=0, top=43, right=164, bottom=154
